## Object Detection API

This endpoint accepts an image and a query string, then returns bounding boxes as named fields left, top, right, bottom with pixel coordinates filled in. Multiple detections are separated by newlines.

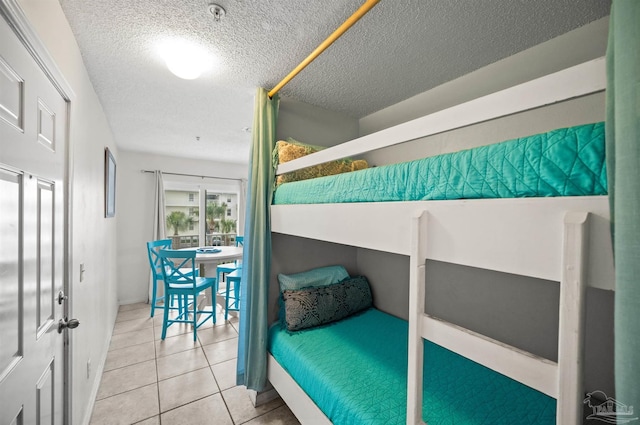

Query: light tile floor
left=90, top=302, right=300, bottom=425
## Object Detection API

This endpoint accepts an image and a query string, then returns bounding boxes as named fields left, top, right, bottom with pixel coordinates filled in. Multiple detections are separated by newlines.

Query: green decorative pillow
left=281, top=276, right=373, bottom=331
left=278, top=265, right=350, bottom=292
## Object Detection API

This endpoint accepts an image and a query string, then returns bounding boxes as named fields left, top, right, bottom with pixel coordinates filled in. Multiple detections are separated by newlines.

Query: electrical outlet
left=86, top=358, right=91, bottom=379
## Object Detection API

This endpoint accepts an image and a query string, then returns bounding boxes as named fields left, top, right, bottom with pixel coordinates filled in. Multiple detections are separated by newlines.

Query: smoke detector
left=208, top=4, right=226, bottom=22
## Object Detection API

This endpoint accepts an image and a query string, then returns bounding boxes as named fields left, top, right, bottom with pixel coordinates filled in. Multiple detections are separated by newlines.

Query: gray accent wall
left=359, top=17, right=608, bottom=137
left=277, top=96, right=359, bottom=148
left=271, top=98, right=359, bottom=324
left=360, top=92, right=605, bottom=168
left=357, top=247, right=615, bottom=397
left=356, top=248, right=410, bottom=319
left=270, top=234, right=358, bottom=325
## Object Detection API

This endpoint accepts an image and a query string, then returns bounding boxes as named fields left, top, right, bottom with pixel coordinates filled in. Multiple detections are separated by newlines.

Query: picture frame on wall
left=105, top=147, right=116, bottom=218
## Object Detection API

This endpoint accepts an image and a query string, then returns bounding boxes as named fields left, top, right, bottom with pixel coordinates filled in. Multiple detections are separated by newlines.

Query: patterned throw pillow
left=272, top=138, right=368, bottom=186
left=281, top=276, right=373, bottom=332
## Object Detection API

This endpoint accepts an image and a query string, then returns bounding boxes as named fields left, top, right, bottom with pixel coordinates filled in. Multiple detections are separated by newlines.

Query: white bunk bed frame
left=268, top=58, right=614, bottom=425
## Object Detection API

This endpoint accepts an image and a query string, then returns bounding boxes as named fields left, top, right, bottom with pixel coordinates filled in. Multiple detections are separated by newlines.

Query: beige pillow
left=273, top=139, right=368, bottom=186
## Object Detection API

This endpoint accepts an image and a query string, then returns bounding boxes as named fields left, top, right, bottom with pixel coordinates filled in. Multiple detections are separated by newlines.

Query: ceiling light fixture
left=208, top=4, right=226, bottom=22
left=158, top=39, right=213, bottom=80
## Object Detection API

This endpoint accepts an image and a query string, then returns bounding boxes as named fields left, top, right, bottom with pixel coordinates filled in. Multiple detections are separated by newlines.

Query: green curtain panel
left=607, top=0, right=640, bottom=412
left=236, top=88, right=279, bottom=390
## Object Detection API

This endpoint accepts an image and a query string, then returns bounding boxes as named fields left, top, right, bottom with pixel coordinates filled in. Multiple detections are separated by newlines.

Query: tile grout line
left=218, top=383, right=237, bottom=425
left=108, top=327, right=155, bottom=348
left=94, top=359, right=157, bottom=402
left=200, top=341, right=239, bottom=424
left=156, top=364, right=211, bottom=385
left=120, top=306, right=161, bottom=425
left=112, top=306, right=258, bottom=424
left=152, top=311, right=162, bottom=425
left=102, top=307, right=242, bottom=424
left=155, top=392, right=221, bottom=417
left=102, top=342, right=156, bottom=374
left=106, top=337, right=154, bottom=353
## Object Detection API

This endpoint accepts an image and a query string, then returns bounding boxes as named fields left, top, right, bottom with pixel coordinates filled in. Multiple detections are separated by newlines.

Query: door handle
left=58, top=317, right=80, bottom=333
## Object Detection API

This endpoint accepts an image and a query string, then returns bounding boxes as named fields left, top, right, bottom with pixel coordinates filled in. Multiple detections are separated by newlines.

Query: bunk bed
left=267, top=58, right=614, bottom=424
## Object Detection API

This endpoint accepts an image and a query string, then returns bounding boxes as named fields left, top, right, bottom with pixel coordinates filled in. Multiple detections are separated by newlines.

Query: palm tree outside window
left=163, top=183, right=240, bottom=248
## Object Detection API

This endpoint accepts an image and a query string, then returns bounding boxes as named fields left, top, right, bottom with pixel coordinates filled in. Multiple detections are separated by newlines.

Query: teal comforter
left=269, top=308, right=555, bottom=425
left=273, top=122, right=606, bottom=204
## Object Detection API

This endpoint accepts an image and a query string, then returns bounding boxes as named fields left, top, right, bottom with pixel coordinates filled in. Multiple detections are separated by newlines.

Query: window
left=164, top=183, right=241, bottom=248
left=165, top=189, right=199, bottom=247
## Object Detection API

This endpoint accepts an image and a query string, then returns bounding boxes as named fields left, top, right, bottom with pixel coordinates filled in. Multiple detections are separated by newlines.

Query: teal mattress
left=273, top=122, right=606, bottom=205
left=268, top=308, right=556, bottom=424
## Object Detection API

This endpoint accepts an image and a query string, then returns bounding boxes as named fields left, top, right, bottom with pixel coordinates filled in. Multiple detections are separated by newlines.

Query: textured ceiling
left=58, top=0, right=610, bottom=164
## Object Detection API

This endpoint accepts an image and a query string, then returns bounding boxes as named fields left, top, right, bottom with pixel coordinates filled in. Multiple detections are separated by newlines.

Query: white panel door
left=0, top=13, right=69, bottom=425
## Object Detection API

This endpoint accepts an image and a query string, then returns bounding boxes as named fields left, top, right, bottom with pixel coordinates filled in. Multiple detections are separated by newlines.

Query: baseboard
left=80, top=301, right=118, bottom=425
left=118, top=297, right=149, bottom=306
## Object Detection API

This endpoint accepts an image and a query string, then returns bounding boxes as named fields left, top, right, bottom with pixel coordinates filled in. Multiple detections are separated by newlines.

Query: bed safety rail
left=276, top=57, right=605, bottom=177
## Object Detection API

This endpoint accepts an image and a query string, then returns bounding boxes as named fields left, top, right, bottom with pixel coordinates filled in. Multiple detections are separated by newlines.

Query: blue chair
left=147, top=239, right=198, bottom=317
left=147, top=239, right=178, bottom=317
left=215, top=235, right=244, bottom=303
left=224, top=268, right=242, bottom=320
left=215, top=262, right=238, bottom=309
left=157, top=249, right=216, bottom=341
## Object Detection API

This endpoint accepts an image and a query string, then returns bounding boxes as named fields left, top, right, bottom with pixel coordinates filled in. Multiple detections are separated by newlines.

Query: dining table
left=182, top=245, right=243, bottom=315
left=192, top=245, right=243, bottom=274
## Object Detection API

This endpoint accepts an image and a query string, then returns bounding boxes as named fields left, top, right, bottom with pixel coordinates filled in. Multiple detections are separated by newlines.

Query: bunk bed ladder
left=557, top=211, right=589, bottom=424
left=406, top=210, right=590, bottom=425
left=407, top=211, right=428, bottom=425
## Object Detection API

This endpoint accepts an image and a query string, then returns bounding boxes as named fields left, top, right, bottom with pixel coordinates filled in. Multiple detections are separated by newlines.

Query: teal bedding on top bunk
left=268, top=308, right=555, bottom=425
left=272, top=122, right=606, bottom=205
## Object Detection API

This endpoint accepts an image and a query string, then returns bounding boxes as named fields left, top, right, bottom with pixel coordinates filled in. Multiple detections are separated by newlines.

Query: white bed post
left=557, top=212, right=590, bottom=424
left=407, top=211, right=428, bottom=425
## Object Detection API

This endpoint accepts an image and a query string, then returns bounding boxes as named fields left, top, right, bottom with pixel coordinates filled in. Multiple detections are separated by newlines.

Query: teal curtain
left=607, top=0, right=640, bottom=409
left=236, top=88, right=279, bottom=390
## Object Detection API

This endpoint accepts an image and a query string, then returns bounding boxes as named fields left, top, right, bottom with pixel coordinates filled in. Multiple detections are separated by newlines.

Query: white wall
left=15, top=1, right=119, bottom=423
left=117, top=150, right=247, bottom=304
